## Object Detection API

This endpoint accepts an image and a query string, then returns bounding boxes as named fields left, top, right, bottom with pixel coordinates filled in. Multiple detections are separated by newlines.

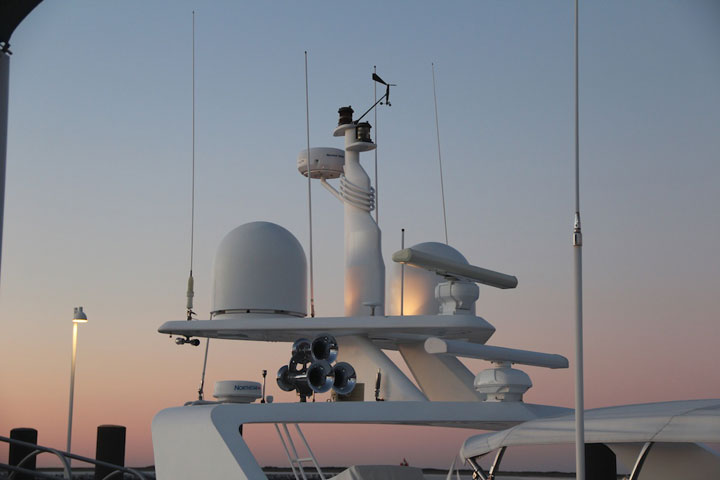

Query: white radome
left=212, top=221, right=307, bottom=317
left=297, top=147, right=345, bottom=179
left=213, top=381, right=262, bottom=404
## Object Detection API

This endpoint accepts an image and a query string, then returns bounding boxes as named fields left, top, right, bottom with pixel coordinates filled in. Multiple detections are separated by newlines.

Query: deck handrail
left=0, top=435, right=149, bottom=480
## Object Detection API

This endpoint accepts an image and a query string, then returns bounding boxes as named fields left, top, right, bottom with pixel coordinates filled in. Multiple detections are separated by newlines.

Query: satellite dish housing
left=212, top=222, right=307, bottom=318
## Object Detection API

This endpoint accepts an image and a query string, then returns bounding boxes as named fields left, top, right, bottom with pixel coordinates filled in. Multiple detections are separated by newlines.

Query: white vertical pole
left=67, top=322, right=79, bottom=453
left=400, top=228, right=405, bottom=316
left=0, top=52, right=9, bottom=283
left=573, top=0, right=586, bottom=479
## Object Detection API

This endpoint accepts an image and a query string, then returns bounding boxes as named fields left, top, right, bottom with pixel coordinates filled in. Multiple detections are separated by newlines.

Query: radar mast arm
left=320, top=178, right=344, bottom=204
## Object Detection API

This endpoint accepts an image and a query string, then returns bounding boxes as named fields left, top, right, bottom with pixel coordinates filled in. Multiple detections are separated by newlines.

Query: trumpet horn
left=276, top=365, right=295, bottom=392
left=307, top=360, right=335, bottom=393
left=291, top=338, right=312, bottom=363
left=311, top=334, right=338, bottom=363
left=332, top=362, right=357, bottom=395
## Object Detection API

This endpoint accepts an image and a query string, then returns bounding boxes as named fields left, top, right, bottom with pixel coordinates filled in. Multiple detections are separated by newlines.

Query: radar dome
left=213, top=381, right=262, bottom=403
left=212, top=222, right=307, bottom=317
left=389, top=242, right=474, bottom=315
left=297, top=148, right=345, bottom=179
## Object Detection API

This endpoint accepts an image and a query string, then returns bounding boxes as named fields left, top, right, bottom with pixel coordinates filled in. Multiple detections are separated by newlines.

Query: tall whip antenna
left=186, top=10, right=196, bottom=321
left=373, top=65, right=379, bottom=224
left=572, top=1, right=586, bottom=479
left=400, top=228, right=405, bottom=316
left=188, top=11, right=211, bottom=401
left=431, top=63, right=449, bottom=245
left=305, top=51, right=316, bottom=318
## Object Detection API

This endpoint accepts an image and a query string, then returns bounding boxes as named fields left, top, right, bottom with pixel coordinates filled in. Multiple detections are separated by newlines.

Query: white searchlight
left=392, top=248, right=518, bottom=290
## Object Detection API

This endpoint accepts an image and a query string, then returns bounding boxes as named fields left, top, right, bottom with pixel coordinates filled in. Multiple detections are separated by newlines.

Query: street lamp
left=67, top=306, right=88, bottom=453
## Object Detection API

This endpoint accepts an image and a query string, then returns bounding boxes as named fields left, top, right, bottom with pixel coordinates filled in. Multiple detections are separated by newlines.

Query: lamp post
left=67, top=306, right=88, bottom=453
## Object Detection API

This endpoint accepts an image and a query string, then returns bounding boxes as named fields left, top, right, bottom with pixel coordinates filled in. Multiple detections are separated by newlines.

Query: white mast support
left=424, top=337, right=569, bottom=369
left=398, top=342, right=483, bottom=401
left=0, top=52, right=9, bottom=283
left=573, top=0, right=586, bottom=479
left=333, top=123, right=385, bottom=316
left=338, top=335, right=426, bottom=401
left=319, top=178, right=344, bottom=203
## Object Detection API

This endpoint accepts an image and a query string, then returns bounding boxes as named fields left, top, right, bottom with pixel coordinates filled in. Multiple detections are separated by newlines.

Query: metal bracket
left=629, top=441, right=654, bottom=480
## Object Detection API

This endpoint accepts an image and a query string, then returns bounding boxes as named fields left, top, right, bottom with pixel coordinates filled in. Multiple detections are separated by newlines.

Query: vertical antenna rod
left=186, top=10, right=196, bottom=321
left=305, top=51, right=316, bottom=318
left=400, top=228, right=405, bottom=316
left=373, top=65, right=379, bottom=224
left=0, top=50, right=8, bottom=288
left=572, top=1, right=586, bottom=479
left=189, top=11, right=210, bottom=401
left=431, top=63, right=449, bottom=245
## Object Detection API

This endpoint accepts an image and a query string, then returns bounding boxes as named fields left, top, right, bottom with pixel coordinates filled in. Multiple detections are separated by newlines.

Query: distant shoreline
left=0, top=466, right=629, bottom=479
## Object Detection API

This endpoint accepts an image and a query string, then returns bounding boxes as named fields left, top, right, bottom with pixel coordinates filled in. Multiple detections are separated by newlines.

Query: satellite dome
left=212, top=222, right=307, bottom=317
left=389, top=242, right=474, bottom=315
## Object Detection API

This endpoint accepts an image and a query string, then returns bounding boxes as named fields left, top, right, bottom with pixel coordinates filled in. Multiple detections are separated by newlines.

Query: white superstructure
left=151, top=100, right=720, bottom=480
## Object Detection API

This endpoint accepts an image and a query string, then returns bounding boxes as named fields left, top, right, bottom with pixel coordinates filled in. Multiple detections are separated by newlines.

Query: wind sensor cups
left=297, top=148, right=345, bottom=179
left=211, top=222, right=307, bottom=318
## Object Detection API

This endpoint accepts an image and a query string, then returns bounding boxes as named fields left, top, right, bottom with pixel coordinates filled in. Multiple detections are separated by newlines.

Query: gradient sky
left=1, top=0, right=719, bottom=473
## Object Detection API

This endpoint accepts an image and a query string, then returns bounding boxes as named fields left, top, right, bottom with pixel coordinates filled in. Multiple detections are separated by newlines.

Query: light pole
left=67, top=306, right=88, bottom=453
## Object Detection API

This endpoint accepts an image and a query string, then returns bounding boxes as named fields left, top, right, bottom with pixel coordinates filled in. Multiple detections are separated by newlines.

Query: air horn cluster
left=277, top=335, right=356, bottom=400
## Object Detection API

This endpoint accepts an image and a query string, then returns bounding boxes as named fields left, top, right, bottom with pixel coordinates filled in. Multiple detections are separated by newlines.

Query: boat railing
left=0, top=434, right=149, bottom=480
left=273, top=423, right=326, bottom=480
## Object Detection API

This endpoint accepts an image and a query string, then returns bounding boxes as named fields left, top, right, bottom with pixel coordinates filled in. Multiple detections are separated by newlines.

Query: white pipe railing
left=0, top=435, right=148, bottom=480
